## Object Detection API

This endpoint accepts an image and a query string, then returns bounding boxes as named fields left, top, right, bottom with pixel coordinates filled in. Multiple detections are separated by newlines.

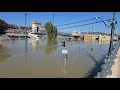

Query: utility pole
left=25, top=12, right=27, bottom=66
left=108, top=12, right=116, bottom=55
left=25, top=13, right=27, bottom=52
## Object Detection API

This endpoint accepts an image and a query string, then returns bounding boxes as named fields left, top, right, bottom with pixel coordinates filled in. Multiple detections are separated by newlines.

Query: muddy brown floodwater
left=0, top=36, right=109, bottom=78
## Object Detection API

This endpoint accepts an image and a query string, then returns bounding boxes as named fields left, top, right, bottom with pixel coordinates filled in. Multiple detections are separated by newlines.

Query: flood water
left=0, top=35, right=109, bottom=78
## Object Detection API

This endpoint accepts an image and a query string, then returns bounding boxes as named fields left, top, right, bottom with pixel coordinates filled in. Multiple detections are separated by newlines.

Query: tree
left=0, top=19, right=8, bottom=34
left=0, top=19, right=31, bottom=34
left=44, top=22, right=58, bottom=40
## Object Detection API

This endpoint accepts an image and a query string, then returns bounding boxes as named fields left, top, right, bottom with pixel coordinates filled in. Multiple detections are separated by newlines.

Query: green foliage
left=44, top=38, right=53, bottom=55
left=0, top=19, right=8, bottom=34
left=0, top=19, right=19, bottom=34
left=44, top=22, right=58, bottom=39
left=0, top=18, right=34, bottom=35
left=0, top=19, right=31, bottom=34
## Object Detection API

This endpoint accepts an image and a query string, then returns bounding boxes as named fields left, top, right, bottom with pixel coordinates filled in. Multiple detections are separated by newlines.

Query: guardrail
left=94, top=41, right=120, bottom=78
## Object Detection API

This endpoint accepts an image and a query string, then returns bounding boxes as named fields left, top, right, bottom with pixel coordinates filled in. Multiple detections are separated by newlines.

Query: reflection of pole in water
left=63, top=54, right=68, bottom=75
left=79, top=40, right=80, bottom=57
left=31, top=39, right=39, bottom=49
left=78, top=29, right=81, bottom=53
left=63, top=56, right=67, bottom=75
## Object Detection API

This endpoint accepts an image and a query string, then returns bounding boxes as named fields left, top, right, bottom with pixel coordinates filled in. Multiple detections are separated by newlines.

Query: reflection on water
left=45, top=38, right=58, bottom=55
left=84, top=39, right=110, bottom=45
left=61, top=55, right=68, bottom=76
left=99, top=40, right=110, bottom=45
left=31, top=39, right=40, bottom=50
left=0, top=44, right=10, bottom=62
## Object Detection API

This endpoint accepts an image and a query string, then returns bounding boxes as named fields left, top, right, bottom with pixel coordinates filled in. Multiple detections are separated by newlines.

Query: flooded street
left=0, top=35, right=109, bottom=78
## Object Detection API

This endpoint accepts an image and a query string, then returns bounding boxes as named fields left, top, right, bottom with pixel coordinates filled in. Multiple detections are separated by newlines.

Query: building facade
left=32, top=21, right=41, bottom=33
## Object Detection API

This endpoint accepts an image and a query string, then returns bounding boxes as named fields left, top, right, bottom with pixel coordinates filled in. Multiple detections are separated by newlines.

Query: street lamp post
left=25, top=13, right=27, bottom=40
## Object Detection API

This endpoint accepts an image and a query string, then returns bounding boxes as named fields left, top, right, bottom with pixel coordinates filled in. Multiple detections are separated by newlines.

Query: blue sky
left=0, top=12, right=120, bottom=34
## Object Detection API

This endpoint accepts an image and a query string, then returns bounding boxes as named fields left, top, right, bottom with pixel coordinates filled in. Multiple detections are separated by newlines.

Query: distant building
left=71, top=31, right=81, bottom=36
left=32, top=21, right=46, bottom=33
left=32, top=21, right=41, bottom=33
left=83, top=34, right=119, bottom=41
left=99, top=34, right=110, bottom=41
left=84, top=35, right=92, bottom=41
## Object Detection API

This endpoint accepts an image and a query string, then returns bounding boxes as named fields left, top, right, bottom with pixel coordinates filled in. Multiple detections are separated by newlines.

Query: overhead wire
left=58, top=19, right=112, bottom=30
left=56, top=16, right=104, bottom=27
left=56, top=18, right=96, bottom=27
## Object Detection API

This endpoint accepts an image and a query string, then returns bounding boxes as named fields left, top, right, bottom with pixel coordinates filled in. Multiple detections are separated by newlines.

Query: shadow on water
left=0, top=44, right=10, bottom=63
left=44, top=38, right=58, bottom=55
left=86, top=51, right=99, bottom=64
left=84, top=51, right=108, bottom=78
